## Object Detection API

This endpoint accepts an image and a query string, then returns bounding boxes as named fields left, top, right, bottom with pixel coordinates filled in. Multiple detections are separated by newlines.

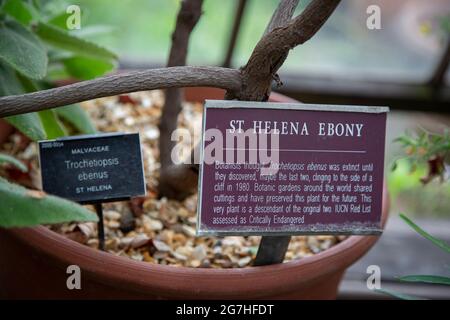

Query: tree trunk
left=158, top=0, right=203, bottom=199
left=160, top=0, right=341, bottom=200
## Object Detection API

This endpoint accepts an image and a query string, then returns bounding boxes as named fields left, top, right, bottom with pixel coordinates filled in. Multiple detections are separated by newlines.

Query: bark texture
left=226, top=0, right=341, bottom=101
left=159, top=0, right=203, bottom=199
left=0, top=66, right=241, bottom=117
left=167, top=0, right=341, bottom=200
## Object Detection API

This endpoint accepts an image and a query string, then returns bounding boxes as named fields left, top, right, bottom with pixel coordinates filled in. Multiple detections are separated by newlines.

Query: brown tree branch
left=259, top=0, right=300, bottom=90
left=222, top=0, right=248, bottom=68
left=227, top=0, right=341, bottom=101
left=249, top=0, right=300, bottom=267
left=264, top=0, right=299, bottom=35
left=428, top=37, right=450, bottom=89
left=249, top=0, right=340, bottom=267
left=167, top=0, right=203, bottom=67
left=159, top=0, right=203, bottom=199
left=163, top=0, right=340, bottom=201
left=155, top=0, right=303, bottom=200
left=0, top=66, right=241, bottom=117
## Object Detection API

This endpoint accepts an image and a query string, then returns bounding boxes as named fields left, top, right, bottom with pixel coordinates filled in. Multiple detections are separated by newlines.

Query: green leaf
left=48, top=10, right=113, bottom=38
left=46, top=62, right=70, bottom=80
left=0, top=177, right=98, bottom=227
left=12, top=69, right=69, bottom=140
left=35, top=21, right=117, bottom=61
left=399, top=275, right=450, bottom=286
left=15, top=70, right=42, bottom=92
left=0, top=153, right=27, bottom=172
left=0, top=60, right=23, bottom=95
left=0, top=19, right=47, bottom=79
left=13, top=69, right=69, bottom=140
left=0, top=62, right=47, bottom=141
left=374, top=288, right=424, bottom=300
left=38, top=109, right=67, bottom=139
left=46, top=11, right=70, bottom=29
left=62, top=55, right=115, bottom=80
left=2, top=0, right=36, bottom=25
left=71, top=25, right=115, bottom=39
left=400, top=213, right=450, bottom=253
left=5, top=113, right=46, bottom=141
left=390, top=160, right=398, bottom=171
left=0, top=63, right=64, bottom=141
left=54, top=104, right=97, bottom=134
left=7, top=68, right=70, bottom=141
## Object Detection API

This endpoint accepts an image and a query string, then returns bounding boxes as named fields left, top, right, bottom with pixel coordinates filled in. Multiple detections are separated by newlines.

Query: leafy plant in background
left=380, top=129, right=450, bottom=299
left=377, top=213, right=450, bottom=300
left=393, top=128, right=449, bottom=184
left=388, top=128, right=450, bottom=218
left=0, top=0, right=118, bottom=226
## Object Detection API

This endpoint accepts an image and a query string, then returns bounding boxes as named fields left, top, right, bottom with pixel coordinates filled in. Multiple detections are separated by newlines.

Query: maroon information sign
left=197, top=100, right=388, bottom=236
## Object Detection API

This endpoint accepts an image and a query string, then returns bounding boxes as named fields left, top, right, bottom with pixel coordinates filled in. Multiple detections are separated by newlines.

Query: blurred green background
left=46, top=0, right=450, bottom=80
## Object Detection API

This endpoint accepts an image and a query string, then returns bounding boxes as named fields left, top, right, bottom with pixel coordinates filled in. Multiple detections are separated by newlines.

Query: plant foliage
left=0, top=0, right=117, bottom=227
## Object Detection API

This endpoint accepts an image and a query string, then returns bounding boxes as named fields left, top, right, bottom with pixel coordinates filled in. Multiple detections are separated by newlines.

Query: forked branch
left=159, top=0, right=203, bottom=199
left=160, top=0, right=341, bottom=200
left=227, top=0, right=341, bottom=101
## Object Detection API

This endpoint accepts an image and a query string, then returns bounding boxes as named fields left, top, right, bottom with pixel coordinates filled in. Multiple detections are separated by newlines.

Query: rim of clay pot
left=8, top=194, right=388, bottom=298
left=2, top=87, right=390, bottom=298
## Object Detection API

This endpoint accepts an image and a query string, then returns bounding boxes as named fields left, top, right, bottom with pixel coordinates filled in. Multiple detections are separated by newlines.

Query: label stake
left=253, top=236, right=291, bottom=266
left=95, top=203, right=105, bottom=251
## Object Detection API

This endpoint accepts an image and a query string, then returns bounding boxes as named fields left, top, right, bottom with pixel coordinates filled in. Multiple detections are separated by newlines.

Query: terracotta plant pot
left=0, top=87, right=389, bottom=299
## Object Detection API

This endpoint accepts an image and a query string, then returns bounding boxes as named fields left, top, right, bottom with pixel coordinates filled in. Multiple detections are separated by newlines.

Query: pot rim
left=6, top=184, right=388, bottom=298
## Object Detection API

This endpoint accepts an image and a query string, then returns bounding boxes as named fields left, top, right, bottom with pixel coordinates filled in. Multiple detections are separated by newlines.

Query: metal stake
left=94, top=203, right=105, bottom=251
left=253, top=236, right=291, bottom=266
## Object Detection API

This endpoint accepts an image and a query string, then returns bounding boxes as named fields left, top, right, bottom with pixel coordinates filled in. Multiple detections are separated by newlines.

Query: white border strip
left=205, top=100, right=389, bottom=113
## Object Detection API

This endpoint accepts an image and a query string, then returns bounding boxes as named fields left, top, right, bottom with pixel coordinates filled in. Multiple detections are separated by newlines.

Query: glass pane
left=69, top=0, right=448, bottom=82
left=235, top=0, right=450, bottom=82
left=74, top=0, right=234, bottom=66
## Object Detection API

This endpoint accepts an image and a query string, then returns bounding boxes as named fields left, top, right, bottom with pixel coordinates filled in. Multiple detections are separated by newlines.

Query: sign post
left=197, top=100, right=388, bottom=264
left=38, top=132, right=146, bottom=250
left=94, top=203, right=106, bottom=251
